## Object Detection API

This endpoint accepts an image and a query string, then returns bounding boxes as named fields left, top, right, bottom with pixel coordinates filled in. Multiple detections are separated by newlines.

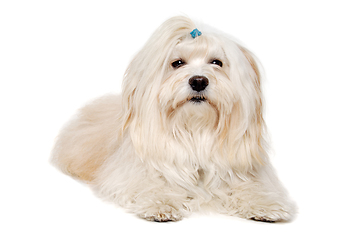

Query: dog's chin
left=183, top=95, right=219, bottom=116
left=170, top=95, right=219, bottom=131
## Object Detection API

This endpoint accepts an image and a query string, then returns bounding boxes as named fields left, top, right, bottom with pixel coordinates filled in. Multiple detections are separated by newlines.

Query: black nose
left=189, top=75, right=209, bottom=92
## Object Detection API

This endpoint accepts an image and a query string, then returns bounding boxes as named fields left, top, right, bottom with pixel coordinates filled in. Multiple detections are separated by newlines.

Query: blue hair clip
left=190, top=28, right=202, bottom=38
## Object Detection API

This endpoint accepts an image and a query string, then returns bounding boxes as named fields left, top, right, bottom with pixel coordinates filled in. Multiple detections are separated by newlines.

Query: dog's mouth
left=172, top=94, right=209, bottom=110
left=189, top=95, right=207, bottom=103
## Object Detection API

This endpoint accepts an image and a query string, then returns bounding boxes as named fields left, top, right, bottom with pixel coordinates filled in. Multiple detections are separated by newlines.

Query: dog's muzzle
left=188, top=75, right=208, bottom=103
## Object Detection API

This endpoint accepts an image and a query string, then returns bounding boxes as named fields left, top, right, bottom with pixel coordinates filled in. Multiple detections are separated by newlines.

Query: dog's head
left=120, top=16, right=266, bottom=170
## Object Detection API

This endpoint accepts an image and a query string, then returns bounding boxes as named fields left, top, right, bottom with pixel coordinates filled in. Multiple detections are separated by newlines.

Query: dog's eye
left=210, top=59, right=223, bottom=67
left=172, top=59, right=186, bottom=69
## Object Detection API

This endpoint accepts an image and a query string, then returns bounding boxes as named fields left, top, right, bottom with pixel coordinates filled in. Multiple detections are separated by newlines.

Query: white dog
left=52, top=16, right=295, bottom=222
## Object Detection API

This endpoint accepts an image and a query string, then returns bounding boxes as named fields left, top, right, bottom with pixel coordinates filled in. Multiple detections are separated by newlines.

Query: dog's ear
left=118, top=80, right=135, bottom=136
left=238, top=46, right=261, bottom=87
left=221, top=45, right=267, bottom=172
left=240, top=46, right=267, bottom=168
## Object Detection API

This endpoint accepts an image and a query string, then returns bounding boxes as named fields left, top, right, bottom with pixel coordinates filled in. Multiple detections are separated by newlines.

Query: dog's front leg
left=94, top=147, right=195, bottom=222
left=131, top=182, right=192, bottom=222
left=225, top=167, right=295, bottom=222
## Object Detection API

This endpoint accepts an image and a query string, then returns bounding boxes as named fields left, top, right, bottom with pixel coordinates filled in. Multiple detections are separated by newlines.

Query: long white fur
left=51, top=16, right=295, bottom=222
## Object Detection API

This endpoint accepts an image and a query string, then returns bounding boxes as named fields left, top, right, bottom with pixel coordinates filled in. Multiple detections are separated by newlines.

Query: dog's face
left=157, top=34, right=258, bottom=134
left=160, top=36, right=231, bottom=111
left=121, top=17, right=265, bottom=168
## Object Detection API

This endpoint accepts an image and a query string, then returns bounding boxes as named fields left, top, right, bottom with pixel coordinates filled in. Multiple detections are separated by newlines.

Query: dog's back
left=51, top=94, right=122, bottom=181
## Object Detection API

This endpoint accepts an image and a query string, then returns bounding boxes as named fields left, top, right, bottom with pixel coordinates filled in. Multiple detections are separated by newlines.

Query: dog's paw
left=245, top=203, right=294, bottom=223
left=139, top=204, right=184, bottom=222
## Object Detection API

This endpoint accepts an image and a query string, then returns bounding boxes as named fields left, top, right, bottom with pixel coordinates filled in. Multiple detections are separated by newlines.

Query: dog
left=51, top=16, right=295, bottom=222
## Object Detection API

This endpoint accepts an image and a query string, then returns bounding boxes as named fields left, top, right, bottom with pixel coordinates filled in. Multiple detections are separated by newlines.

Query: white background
left=1, top=0, right=360, bottom=239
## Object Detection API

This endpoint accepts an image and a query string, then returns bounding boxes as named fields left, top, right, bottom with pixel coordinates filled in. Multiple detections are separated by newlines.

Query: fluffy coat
left=52, top=16, right=295, bottom=222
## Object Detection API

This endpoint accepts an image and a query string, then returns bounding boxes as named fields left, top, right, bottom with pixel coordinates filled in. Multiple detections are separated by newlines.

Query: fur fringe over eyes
left=51, top=16, right=295, bottom=222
